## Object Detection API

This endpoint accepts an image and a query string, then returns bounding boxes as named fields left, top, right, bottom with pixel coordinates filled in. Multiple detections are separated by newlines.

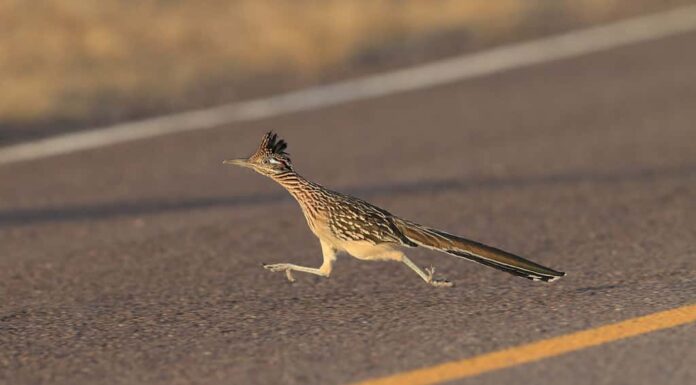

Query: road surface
left=1, top=27, right=695, bottom=385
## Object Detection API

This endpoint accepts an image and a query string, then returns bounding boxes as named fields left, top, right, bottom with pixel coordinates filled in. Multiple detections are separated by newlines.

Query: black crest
left=259, top=131, right=290, bottom=161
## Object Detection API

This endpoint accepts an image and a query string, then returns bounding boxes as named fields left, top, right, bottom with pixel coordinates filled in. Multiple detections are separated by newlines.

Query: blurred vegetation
left=0, top=0, right=692, bottom=129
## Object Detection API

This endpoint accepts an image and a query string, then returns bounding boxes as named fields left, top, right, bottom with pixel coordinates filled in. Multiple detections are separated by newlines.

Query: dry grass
left=0, top=0, right=692, bottom=126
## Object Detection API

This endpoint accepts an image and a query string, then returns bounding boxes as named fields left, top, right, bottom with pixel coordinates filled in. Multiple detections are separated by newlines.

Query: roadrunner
left=224, top=132, right=565, bottom=287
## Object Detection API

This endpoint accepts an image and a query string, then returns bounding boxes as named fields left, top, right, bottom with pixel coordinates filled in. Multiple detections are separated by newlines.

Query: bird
left=224, top=132, right=565, bottom=287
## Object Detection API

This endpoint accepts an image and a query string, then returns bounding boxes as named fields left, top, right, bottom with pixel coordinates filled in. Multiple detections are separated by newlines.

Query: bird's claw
left=262, top=263, right=296, bottom=282
left=425, top=265, right=436, bottom=278
left=425, top=265, right=454, bottom=288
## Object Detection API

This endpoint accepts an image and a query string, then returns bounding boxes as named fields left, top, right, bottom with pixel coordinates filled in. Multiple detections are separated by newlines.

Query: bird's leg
left=401, top=256, right=454, bottom=288
left=263, top=240, right=337, bottom=283
left=262, top=263, right=325, bottom=282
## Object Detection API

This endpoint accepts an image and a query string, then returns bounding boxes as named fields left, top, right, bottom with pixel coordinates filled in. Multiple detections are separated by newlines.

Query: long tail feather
left=395, top=220, right=565, bottom=282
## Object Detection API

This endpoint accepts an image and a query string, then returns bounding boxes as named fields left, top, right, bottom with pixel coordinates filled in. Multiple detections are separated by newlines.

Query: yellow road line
left=352, top=304, right=696, bottom=385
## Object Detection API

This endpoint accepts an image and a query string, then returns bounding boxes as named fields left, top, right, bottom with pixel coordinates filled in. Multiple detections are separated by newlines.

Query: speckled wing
left=326, top=195, right=417, bottom=247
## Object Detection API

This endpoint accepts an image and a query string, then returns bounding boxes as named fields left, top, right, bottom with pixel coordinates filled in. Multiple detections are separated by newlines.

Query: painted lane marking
left=351, top=304, right=696, bottom=385
left=3, top=5, right=696, bottom=165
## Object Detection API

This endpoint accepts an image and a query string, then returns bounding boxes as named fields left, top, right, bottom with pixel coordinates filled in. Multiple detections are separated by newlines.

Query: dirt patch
left=0, top=0, right=694, bottom=143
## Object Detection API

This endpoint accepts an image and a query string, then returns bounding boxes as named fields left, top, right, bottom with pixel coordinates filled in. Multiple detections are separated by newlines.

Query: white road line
left=3, top=5, right=696, bottom=166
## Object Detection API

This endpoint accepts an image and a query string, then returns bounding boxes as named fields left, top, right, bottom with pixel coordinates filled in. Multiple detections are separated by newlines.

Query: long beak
left=223, top=158, right=252, bottom=168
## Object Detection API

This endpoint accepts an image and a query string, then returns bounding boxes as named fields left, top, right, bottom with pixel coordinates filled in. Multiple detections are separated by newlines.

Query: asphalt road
left=1, top=30, right=696, bottom=385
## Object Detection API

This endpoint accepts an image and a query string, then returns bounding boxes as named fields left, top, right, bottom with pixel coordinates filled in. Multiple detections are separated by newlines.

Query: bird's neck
left=271, top=170, right=322, bottom=202
left=270, top=170, right=326, bottom=225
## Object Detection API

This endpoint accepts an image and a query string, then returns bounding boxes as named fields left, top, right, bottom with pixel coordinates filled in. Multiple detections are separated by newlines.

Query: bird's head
left=224, top=131, right=293, bottom=176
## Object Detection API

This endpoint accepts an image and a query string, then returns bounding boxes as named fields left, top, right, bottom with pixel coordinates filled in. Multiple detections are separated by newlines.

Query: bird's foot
left=262, top=263, right=296, bottom=282
left=425, top=266, right=454, bottom=288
